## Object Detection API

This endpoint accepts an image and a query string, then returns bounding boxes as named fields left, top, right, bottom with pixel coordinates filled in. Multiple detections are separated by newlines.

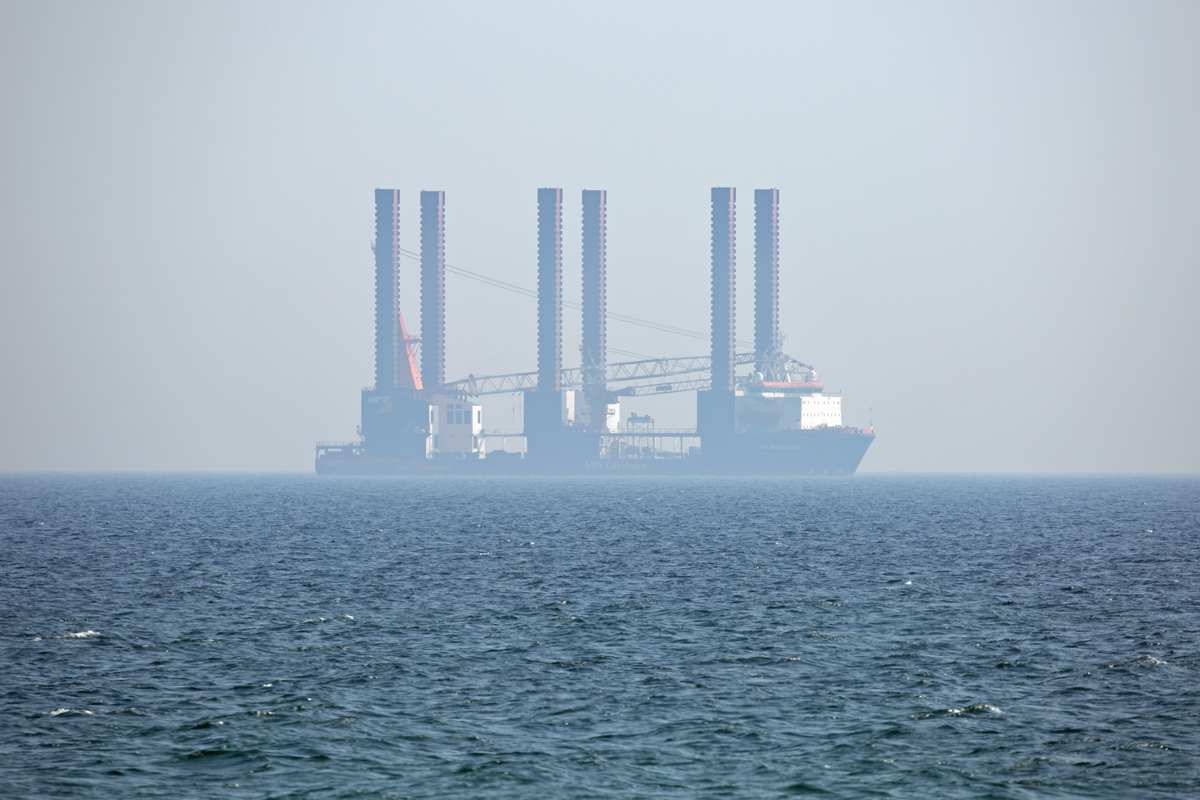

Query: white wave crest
left=56, top=630, right=99, bottom=639
left=948, top=703, right=1002, bottom=715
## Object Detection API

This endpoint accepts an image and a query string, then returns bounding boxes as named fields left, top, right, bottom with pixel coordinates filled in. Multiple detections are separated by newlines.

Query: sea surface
left=1, top=474, right=1198, bottom=799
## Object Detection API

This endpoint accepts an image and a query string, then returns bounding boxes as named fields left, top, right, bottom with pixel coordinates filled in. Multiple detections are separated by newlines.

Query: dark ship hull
left=315, top=428, right=875, bottom=476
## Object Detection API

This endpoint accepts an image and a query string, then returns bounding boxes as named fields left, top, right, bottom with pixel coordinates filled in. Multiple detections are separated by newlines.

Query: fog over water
left=1, top=2, right=1197, bottom=472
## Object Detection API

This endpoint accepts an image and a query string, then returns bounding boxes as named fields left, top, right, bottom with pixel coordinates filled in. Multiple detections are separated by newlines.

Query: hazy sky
left=2, top=1, right=1197, bottom=472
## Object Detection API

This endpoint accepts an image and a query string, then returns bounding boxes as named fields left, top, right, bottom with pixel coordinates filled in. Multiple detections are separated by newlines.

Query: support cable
left=396, top=247, right=753, bottom=349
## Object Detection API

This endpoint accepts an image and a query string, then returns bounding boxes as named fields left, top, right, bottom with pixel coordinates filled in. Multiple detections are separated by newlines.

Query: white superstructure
left=800, top=395, right=842, bottom=429
left=734, top=385, right=842, bottom=434
left=431, top=395, right=484, bottom=456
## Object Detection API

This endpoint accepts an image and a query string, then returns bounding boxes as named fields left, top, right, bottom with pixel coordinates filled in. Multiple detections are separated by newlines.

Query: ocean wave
left=1104, top=654, right=1169, bottom=669
left=56, top=630, right=99, bottom=639
left=948, top=703, right=1003, bottom=715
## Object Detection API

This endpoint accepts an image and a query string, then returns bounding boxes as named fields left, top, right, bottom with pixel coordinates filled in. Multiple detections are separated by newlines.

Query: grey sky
left=2, top=1, right=1197, bottom=472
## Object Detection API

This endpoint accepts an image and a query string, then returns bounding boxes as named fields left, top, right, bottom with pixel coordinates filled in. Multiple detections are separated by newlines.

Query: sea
left=1, top=474, right=1197, bottom=799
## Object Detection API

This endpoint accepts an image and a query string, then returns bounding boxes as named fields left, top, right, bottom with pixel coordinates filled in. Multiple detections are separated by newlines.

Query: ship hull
left=315, top=429, right=874, bottom=476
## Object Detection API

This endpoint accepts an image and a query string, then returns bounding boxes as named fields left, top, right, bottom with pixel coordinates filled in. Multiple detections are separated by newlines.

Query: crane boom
left=440, top=352, right=758, bottom=397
